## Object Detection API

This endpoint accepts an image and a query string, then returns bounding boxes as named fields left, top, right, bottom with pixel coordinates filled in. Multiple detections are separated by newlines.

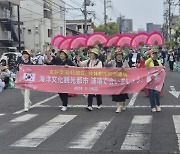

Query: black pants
left=88, top=94, right=102, bottom=106
left=3, top=77, right=9, bottom=89
left=58, top=93, right=68, bottom=106
left=169, top=61, right=174, bottom=71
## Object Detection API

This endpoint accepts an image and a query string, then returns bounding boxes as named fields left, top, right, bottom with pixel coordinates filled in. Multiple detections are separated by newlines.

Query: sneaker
left=61, top=106, right=67, bottom=112
left=24, top=108, right=29, bottom=112
left=122, top=102, right=127, bottom=111
left=151, top=108, right=156, bottom=112
left=97, top=105, right=102, bottom=109
left=116, top=106, right=121, bottom=113
left=86, top=106, right=93, bottom=111
left=156, top=106, right=161, bottom=112
left=83, top=94, right=88, bottom=99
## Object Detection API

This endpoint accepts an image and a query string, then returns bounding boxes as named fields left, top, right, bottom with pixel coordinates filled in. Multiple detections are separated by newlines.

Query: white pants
left=21, top=89, right=31, bottom=109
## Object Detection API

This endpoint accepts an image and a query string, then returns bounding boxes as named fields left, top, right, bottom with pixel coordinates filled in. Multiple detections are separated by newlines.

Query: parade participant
left=145, top=49, right=163, bottom=112
left=76, top=48, right=103, bottom=111
left=127, top=49, right=134, bottom=68
left=35, top=51, right=45, bottom=65
left=105, top=50, right=129, bottom=113
left=51, top=50, right=75, bottom=111
left=44, top=46, right=54, bottom=65
left=167, top=51, right=175, bottom=72
left=19, top=50, right=33, bottom=111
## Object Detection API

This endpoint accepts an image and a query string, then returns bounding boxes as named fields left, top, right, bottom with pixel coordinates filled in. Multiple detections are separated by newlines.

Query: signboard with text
left=15, top=65, right=165, bottom=94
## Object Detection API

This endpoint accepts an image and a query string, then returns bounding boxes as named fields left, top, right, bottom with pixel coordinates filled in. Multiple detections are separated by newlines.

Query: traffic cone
left=8, top=74, right=15, bottom=89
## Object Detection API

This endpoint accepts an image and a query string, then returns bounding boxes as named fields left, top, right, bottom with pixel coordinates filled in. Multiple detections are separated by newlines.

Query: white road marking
left=11, top=115, right=77, bottom=147
left=128, top=93, right=139, bottom=107
left=35, top=104, right=180, bottom=108
left=0, top=114, right=5, bottom=116
left=13, top=94, right=58, bottom=115
left=169, top=86, right=180, bottom=99
left=10, top=114, right=38, bottom=122
left=173, top=115, right=180, bottom=150
left=68, top=121, right=111, bottom=149
left=0, top=114, right=37, bottom=135
left=121, top=115, right=152, bottom=150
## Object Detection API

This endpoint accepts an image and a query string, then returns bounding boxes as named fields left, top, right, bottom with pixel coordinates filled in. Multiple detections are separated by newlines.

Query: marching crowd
left=0, top=45, right=180, bottom=113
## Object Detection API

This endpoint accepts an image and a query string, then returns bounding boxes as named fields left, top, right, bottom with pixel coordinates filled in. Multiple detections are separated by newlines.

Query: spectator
left=167, top=51, right=176, bottom=71
left=0, top=66, right=10, bottom=89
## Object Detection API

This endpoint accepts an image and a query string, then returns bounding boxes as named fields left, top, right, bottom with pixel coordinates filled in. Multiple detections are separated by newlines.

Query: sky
left=65, top=0, right=179, bottom=31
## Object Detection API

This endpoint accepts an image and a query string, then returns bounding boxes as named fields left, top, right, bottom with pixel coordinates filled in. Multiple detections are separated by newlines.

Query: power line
left=70, top=0, right=83, bottom=7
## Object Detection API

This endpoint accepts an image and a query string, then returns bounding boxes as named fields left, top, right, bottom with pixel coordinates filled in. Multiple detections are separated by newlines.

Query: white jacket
left=78, top=59, right=102, bottom=68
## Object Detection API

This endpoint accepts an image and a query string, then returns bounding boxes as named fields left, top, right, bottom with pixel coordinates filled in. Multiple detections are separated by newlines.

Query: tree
left=94, top=22, right=118, bottom=36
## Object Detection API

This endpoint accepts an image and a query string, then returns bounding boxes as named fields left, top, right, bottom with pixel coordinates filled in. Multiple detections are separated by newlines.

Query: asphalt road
left=0, top=68, right=179, bottom=154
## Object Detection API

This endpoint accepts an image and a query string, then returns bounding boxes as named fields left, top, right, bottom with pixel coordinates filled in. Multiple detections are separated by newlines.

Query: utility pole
left=84, top=0, right=88, bottom=35
left=17, top=5, right=21, bottom=53
left=168, top=0, right=172, bottom=49
left=104, top=0, right=107, bottom=34
left=179, top=0, right=180, bottom=14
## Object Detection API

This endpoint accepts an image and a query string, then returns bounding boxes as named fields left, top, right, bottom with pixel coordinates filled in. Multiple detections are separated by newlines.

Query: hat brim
left=89, top=51, right=99, bottom=55
left=22, top=50, right=30, bottom=55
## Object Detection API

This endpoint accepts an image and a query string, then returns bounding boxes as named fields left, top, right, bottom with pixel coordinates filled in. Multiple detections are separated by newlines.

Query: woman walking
left=19, top=50, right=33, bottom=112
left=105, top=50, right=129, bottom=113
left=145, top=49, right=163, bottom=112
left=51, top=50, right=75, bottom=111
left=76, top=48, right=103, bottom=111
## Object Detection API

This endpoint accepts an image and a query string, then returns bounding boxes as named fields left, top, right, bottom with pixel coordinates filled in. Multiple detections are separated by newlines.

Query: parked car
left=0, top=52, right=22, bottom=66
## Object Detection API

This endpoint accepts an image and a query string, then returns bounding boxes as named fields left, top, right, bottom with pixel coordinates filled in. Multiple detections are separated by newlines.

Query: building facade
left=117, top=18, right=133, bottom=33
left=20, top=0, right=65, bottom=53
left=146, top=23, right=162, bottom=33
left=66, top=19, right=94, bottom=35
left=0, top=0, right=23, bottom=54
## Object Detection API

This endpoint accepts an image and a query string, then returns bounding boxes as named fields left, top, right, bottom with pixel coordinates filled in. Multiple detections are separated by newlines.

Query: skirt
left=112, top=93, right=129, bottom=102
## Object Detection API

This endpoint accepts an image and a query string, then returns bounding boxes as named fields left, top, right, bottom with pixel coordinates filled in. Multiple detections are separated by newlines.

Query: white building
left=66, top=19, right=94, bottom=35
left=0, top=0, right=23, bottom=54
left=20, top=0, right=65, bottom=53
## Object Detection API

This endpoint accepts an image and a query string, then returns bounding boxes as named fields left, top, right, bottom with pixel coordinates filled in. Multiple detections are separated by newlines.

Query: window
left=43, top=1, right=51, bottom=19
left=60, top=27, right=63, bottom=35
left=35, top=26, right=38, bottom=34
left=48, top=29, right=52, bottom=37
left=28, top=29, right=31, bottom=34
left=77, top=25, right=81, bottom=30
left=44, top=10, right=50, bottom=19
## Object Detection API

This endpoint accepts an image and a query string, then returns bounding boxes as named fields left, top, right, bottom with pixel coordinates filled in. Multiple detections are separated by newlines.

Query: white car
left=0, top=52, right=22, bottom=65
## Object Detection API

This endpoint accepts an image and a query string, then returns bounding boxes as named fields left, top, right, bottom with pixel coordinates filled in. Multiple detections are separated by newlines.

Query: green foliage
left=94, top=22, right=118, bottom=36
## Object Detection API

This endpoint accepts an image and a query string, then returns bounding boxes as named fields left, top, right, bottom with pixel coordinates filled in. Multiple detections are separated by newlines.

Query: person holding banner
left=19, top=50, right=33, bottom=112
left=76, top=48, right=103, bottom=111
left=145, top=49, right=163, bottom=112
left=105, top=49, right=129, bottom=113
left=51, top=50, right=75, bottom=111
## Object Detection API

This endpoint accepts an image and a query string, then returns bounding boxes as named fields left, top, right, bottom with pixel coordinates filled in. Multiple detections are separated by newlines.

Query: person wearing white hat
left=76, top=48, right=103, bottom=111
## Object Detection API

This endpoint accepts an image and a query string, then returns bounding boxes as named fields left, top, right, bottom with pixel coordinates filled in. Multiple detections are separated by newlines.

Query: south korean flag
left=23, top=73, right=36, bottom=82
